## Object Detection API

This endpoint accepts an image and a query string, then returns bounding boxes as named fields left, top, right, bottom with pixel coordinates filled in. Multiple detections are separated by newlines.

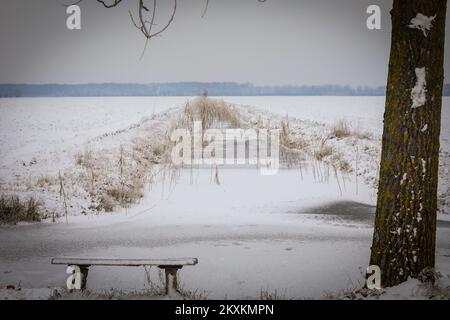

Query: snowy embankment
left=0, top=97, right=448, bottom=220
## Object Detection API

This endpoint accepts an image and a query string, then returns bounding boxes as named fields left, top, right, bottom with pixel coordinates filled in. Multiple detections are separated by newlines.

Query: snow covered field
left=0, top=96, right=449, bottom=299
left=1, top=96, right=449, bottom=175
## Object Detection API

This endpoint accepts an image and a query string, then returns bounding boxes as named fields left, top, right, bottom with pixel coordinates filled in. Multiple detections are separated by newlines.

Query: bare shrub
left=354, top=130, right=373, bottom=140
left=73, top=140, right=155, bottom=213
left=36, top=175, right=55, bottom=188
left=98, top=194, right=115, bottom=212
left=280, top=119, right=308, bottom=150
left=75, top=148, right=94, bottom=167
left=331, top=120, right=352, bottom=139
left=102, top=178, right=145, bottom=210
left=183, top=97, right=241, bottom=130
left=0, top=195, right=42, bottom=224
left=259, top=288, right=286, bottom=300
left=330, top=152, right=351, bottom=172
left=331, top=119, right=373, bottom=140
left=314, top=145, right=334, bottom=161
left=74, top=152, right=83, bottom=166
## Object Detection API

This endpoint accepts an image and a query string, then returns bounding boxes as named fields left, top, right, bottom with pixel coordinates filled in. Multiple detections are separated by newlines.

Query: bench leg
left=66, top=265, right=89, bottom=291
left=163, top=267, right=179, bottom=295
left=79, top=266, right=89, bottom=290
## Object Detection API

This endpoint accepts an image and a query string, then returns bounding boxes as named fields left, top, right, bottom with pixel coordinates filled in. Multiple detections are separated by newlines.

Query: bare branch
left=96, top=0, right=123, bottom=8
left=58, top=0, right=83, bottom=7
left=61, top=0, right=123, bottom=8
left=69, top=0, right=265, bottom=56
left=68, top=0, right=266, bottom=42
left=201, top=0, right=209, bottom=18
left=129, top=0, right=177, bottom=40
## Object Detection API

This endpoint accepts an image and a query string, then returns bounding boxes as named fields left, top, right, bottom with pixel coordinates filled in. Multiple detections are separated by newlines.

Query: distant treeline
left=1, top=82, right=450, bottom=97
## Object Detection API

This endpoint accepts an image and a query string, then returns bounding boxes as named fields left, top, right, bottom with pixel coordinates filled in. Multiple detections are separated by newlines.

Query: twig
left=201, top=0, right=209, bottom=18
left=58, top=171, right=69, bottom=224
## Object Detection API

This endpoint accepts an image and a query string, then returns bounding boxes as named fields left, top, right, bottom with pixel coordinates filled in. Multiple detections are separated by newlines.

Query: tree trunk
left=370, top=0, right=447, bottom=287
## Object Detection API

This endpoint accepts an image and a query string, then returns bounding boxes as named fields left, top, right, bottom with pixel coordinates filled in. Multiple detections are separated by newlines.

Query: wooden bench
left=51, top=257, right=198, bottom=294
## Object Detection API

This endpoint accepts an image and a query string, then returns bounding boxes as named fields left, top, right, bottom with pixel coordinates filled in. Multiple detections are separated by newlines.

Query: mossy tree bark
left=370, top=0, right=447, bottom=287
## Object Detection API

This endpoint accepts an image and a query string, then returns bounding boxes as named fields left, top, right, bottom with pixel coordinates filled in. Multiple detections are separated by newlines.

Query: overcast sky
left=0, top=0, right=449, bottom=86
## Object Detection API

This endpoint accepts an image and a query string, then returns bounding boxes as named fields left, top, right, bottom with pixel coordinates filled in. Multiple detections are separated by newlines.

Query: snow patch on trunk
left=411, top=68, right=427, bottom=109
left=408, top=13, right=436, bottom=37
left=421, top=124, right=428, bottom=132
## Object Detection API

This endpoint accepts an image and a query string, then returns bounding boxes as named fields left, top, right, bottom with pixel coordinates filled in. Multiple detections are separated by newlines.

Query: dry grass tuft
left=331, top=120, right=352, bottom=139
left=0, top=195, right=42, bottom=224
left=330, top=152, right=351, bottom=172
left=178, top=287, right=209, bottom=300
left=259, top=288, right=286, bottom=300
left=314, top=145, right=334, bottom=161
left=280, top=119, right=308, bottom=150
left=36, top=175, right=55, bottom=188
left=183, top=97, right=241, bottom=130
left=354, top=130, right=373, bottom=140
left=331, top=119, right=373, bottom=140
left=75, top=143, right=153, bottom=213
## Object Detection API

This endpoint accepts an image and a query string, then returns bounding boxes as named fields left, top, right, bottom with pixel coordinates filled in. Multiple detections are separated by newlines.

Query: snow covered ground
left=0, top=96, right=449, bottom=299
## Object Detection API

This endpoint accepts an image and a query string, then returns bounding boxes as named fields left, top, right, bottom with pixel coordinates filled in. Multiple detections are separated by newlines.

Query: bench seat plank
left=51, top=257, right=198, bottom=267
